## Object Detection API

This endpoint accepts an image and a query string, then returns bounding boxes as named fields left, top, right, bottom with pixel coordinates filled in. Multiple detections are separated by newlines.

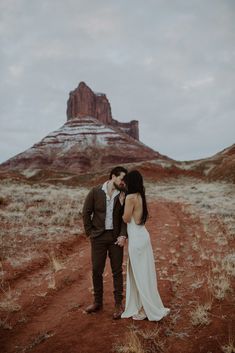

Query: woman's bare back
left=131, top=193, right=143, bottom=225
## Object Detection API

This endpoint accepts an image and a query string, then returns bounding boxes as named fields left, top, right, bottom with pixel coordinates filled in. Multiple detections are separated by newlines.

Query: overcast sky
left=0, top=0, right=234, bottom=164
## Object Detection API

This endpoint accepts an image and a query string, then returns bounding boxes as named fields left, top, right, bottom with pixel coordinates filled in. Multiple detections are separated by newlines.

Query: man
left=82, top=166, right=128, bottom=319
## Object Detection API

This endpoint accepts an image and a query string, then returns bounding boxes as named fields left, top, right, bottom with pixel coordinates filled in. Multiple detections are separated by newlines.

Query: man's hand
left=115, top=236, right=126, bottom=247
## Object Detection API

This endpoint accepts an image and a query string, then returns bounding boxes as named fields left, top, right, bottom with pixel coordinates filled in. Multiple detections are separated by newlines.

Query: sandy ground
left=0, top=177, right=234, bottom=353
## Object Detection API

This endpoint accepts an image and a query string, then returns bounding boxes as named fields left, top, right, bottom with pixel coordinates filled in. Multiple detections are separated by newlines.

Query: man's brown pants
left=90, top=230, right=123, bottom=305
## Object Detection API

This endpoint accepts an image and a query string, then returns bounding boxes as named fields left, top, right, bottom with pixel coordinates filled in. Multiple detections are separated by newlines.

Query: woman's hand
left=115, top=236, right=126, bottom=247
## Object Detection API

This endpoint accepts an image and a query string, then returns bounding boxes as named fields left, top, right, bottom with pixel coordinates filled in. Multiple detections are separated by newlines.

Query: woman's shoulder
left=126, top=193, right=138, bottom=206
left=126, top=193, right=138, bottom=200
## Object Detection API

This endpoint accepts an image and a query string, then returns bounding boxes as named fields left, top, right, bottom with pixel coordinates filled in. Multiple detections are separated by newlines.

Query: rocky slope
left=175, top=144, right=235, bottom=183
left=0, top=115, right=167, bottom=181
left=0, top=82, right=175, bottom=182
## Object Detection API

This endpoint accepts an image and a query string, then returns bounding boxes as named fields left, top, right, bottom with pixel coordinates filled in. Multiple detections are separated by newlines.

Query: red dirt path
left=0, top=201, right=234, bottom=353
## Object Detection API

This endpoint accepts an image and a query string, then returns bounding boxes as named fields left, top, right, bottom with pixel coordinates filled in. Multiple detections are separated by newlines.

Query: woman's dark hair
left=124, top=170, right=148, bottom=225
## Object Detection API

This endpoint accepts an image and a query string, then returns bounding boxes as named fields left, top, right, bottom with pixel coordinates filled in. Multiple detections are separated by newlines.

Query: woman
left=121, top=170, right=170, bottom=321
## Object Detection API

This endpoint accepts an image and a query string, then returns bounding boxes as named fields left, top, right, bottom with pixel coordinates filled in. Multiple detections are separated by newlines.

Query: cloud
left=0, top=0, right=234, bottom=163
left=8, top=64, right=24, bottom=81
left=182, top=76, right=214, bottom=90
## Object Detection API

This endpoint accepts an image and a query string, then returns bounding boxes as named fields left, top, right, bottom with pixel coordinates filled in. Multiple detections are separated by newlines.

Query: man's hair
left=109, top=166, right=128, bottom=179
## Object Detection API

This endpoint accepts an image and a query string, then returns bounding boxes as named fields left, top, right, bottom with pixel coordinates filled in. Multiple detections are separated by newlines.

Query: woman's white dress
left=121, top=217, right=170, bottom=321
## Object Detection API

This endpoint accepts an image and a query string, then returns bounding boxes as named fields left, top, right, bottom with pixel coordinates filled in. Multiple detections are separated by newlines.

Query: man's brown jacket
left=82, top=185, right=127, bottom=239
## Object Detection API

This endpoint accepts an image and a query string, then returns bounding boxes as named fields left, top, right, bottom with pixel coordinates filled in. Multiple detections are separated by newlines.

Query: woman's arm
left=122, top=195, right=135, bottom=223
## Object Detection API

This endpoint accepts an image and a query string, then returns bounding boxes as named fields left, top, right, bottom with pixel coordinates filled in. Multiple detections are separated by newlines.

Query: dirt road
left=1, top=200, right=234, bottom=353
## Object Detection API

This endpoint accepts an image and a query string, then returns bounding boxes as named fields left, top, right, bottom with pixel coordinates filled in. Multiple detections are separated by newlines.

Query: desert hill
left=174, top=143, right=235, bottom=183
left=0, top=82, right=234, bottom=184
left=0, top=82, right=173, bottom=183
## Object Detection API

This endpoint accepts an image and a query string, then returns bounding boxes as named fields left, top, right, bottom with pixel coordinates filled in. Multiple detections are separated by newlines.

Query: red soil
left=0, top=201, right=234, bottom=353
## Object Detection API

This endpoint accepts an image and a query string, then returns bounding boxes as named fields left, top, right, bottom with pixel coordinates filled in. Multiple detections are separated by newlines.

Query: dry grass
left=146, top=177, right=235, bottom=240
left=0, top=283, right=21, bottom=312
left=221, top=329, right=235, bottom=353
left=19, top=331, right=55, bottom=353
left=207, top=272, right=232, bottom=300
left=138, top=327, right=166, bottom=351
left=207, top=255, right=234, bottom=300
left=0, top=317, right=12, bottom=330
left=137, top=327, right=161, bottom=340
left=0, top=180, right=88, bottom=266
left=221, top=340, right=235, bottom=353
left=190, top=278, right=204, bottom=289
left=47, top=273, right=56, bottom=290
left=48, top=253, right=65, bottom=272
left=1, top=177, right=234, bottom=352
left=222, top=254, right=235, bottom=276
left=113, top=329, right=145, bottom=353
left=113, top=325, right=167, bottom=353
left=190, top=302, right=212, bottom=326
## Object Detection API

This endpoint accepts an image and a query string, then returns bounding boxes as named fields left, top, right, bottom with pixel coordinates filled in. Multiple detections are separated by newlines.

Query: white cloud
left=0, top=0, right=234, bottom=164
left=8, top=64, right=24, bottom=79
left=182, top=76, right=214, bottom=90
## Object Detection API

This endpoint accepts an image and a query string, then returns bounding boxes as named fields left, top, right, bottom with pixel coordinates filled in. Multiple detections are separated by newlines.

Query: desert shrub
left=0, top=197, right=8, bottom=206
left=190, top=303, right=211, bottom=326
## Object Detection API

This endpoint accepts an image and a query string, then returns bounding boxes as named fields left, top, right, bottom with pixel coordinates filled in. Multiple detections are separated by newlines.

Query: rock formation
left=67, top=82, right=139, bottom=140
left=0, top=116, right=164, bottom=179
left=0, top=81, right=170, bottom=180
left=0, top=80, right=234, bottom=184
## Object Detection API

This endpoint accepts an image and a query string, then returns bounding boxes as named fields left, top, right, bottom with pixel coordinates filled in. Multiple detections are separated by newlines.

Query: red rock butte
left=66, top=81, right=139, bottom=140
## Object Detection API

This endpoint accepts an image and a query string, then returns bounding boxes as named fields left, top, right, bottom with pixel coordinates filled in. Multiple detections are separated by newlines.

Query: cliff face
left=66, top=82, right=112, bottom=125
left=66, top=82, right=139, bottom=140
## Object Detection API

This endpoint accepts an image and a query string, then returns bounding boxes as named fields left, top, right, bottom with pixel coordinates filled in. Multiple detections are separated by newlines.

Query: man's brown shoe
left=85, top=303, right=103, bottom=314
left=113, top=304, right=123, bottom=320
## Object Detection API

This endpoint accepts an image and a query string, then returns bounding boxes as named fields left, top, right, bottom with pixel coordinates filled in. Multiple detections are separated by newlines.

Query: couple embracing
left=82, top=166, right=170, bottom=321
